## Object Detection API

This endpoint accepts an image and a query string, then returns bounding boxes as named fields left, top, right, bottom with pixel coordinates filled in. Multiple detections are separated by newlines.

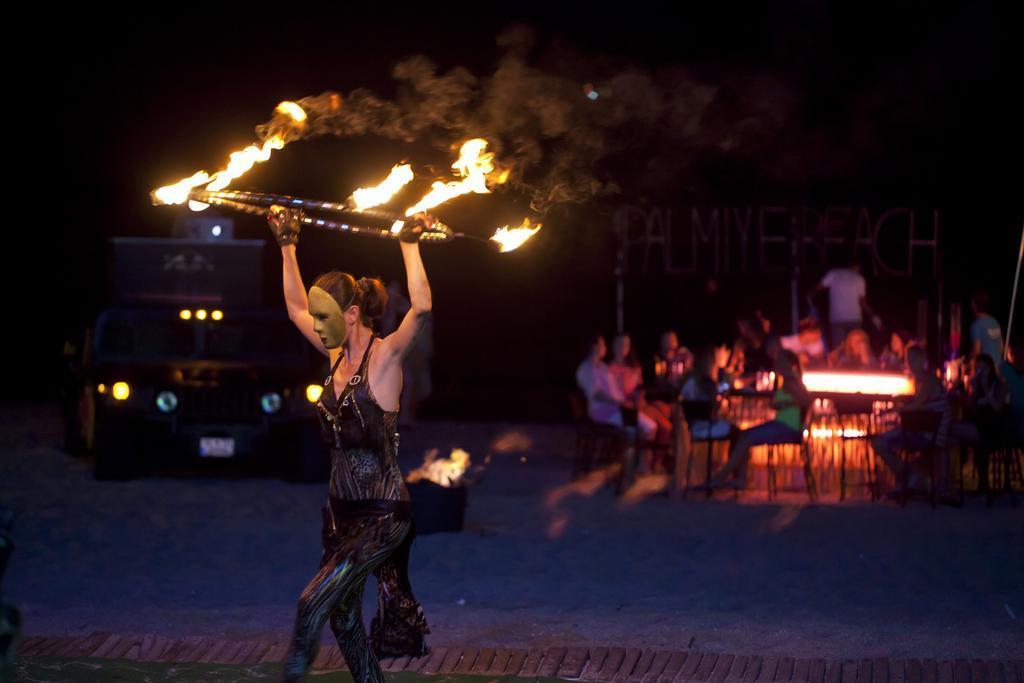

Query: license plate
left=199, top=437, right=235, bottom=458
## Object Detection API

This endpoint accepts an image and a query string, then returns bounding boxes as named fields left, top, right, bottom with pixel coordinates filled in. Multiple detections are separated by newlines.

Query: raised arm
left=378, top=218, right=432, bottom=364
left=268, top=207, right=329, bottom=357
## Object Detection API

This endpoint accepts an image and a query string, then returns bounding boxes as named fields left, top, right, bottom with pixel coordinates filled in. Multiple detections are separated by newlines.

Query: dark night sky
left=15, top=3, right=1020, bottom=415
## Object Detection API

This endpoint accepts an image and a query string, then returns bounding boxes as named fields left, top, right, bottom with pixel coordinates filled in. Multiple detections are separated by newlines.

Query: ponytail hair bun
left=355, top=277, right=388, bottom=327
left=311, top=271, right=388, bottom=330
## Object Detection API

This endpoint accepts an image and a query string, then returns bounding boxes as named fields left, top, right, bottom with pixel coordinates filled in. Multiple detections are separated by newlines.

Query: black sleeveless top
left=315, top=338, right=409, bottom=503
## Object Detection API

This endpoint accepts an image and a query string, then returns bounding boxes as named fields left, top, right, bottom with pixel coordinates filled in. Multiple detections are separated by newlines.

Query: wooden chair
left=681, top=400, right=731, bottom=498
left=987, top=438, right=1023, bottom=508
left=896, top=409, right=944, bottom=508
left=622, top=405, right=675, bottom=477
left=833, top=395, right=880, bottom=502
left=765, top=408, right=817, bottom=502
left=568, top=390, right=626, bottom=481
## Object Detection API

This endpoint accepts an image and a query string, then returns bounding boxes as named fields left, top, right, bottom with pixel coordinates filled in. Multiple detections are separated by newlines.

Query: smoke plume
left=253, top=21, right=954, bottom=214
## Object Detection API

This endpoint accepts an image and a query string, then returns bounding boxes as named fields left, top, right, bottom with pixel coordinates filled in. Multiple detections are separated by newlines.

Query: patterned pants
left=282, top=502, right=429, bottom=682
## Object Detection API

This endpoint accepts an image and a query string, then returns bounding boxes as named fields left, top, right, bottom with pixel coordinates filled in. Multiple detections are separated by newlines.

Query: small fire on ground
left=407, top=448, right=472, bottom=487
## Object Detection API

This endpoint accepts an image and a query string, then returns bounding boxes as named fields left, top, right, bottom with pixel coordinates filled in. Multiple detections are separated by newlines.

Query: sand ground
left=2, top=403, right=1021, bottom=660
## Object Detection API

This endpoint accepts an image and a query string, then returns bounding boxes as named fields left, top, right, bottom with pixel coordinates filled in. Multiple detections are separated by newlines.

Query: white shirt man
left=821, top=267, right=865, bottom=323
left=819, top=263, right=878, bottom=349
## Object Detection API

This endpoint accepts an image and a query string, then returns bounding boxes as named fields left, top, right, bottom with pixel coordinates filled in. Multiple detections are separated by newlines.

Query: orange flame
left=152, top=101, right=307, bottom=208
left=404, top=139, right=507, bottom=216
left=153, top=171, right=211, bottom=206
left=275, top=101, right=307, bottom=123
left=204, top=135, right=285, bottom=193
left=490, top=218, right=541, bottom=253
left=406, top=448, right=471, bottom=487
left=351, top=164, right=414, bottom=211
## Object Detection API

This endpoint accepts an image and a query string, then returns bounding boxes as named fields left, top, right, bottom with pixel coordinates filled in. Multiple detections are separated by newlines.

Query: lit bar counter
left=802, top=371, right=914, bottom=398
left=715, top=370, right=915, bottom=498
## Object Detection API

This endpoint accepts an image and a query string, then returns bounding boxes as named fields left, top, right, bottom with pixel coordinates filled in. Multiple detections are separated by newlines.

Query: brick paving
left=14, top=632, right=1022, bottom=681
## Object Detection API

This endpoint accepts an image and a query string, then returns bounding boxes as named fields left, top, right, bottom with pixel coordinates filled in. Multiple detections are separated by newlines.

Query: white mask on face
left=309, top=286, right=351, bottom=349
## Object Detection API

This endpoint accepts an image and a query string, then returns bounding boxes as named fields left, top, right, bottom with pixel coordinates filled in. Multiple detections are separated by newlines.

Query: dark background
left=15, top=2, right=1020, bottom=419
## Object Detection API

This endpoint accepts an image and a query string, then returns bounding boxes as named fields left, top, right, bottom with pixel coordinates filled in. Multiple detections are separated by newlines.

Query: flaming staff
left=186, top=188, right=457, bottom=244
left=187, top=188, right=414, bottom=227
left=152, top=100, right=308, bottom=210
left=181, top=188, right=542, bottom=252
left=151, top=101, right=541, bottom=252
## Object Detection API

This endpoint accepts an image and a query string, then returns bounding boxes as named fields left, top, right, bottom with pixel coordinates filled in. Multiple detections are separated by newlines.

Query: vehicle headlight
left=306, top=384, right=323, bottom=403
left=155, top=390, right=178, bottom=413
left=111, top=382, right=131, bottom=401
left=260, top=392, right=282, bottom=414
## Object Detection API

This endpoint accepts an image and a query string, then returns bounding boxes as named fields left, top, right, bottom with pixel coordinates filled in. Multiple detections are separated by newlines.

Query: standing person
left=969, top=291, right=1004, bottom=364
left=268, top=207, right=430, bottom=682
left=815, top=256, right=881, bottom=349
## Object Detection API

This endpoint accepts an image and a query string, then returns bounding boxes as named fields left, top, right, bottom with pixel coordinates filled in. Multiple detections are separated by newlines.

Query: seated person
left=871, top=345, right=951, bottom=490
left=724, top=337, right=746, bottom=378
left=781, top=317, right=827, bottom=368
left=879, top=329, right=914, bottom=371
left=954, top=354, right=1007, bottom=493
left=680, top=348, right=736, bottom=441
left=650, top=330, right=691, bottom=399
left=707, top=350, right=810, bottom=489
left=732, top=312, right=773, bottom=375
left=609, top=333, right=644, bottom=400
left=1001, top=340, right=1024, bottom=444
left=609, top=334, right=672, bottom=441
left=576, top=334, right=657, bottom=441
left=829, top=328, right=877, bottom=370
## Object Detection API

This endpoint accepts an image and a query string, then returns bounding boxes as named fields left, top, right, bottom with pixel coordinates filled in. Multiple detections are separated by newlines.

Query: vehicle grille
left=180, top=386, right=263, bottom=421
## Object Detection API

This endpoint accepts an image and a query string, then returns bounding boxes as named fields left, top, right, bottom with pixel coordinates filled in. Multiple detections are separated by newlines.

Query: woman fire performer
left=268, top=205, right=431, bottom=682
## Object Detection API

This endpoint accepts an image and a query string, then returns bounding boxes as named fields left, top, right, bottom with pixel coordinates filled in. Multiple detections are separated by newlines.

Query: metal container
left=407, top=480, right=468, bottom=534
